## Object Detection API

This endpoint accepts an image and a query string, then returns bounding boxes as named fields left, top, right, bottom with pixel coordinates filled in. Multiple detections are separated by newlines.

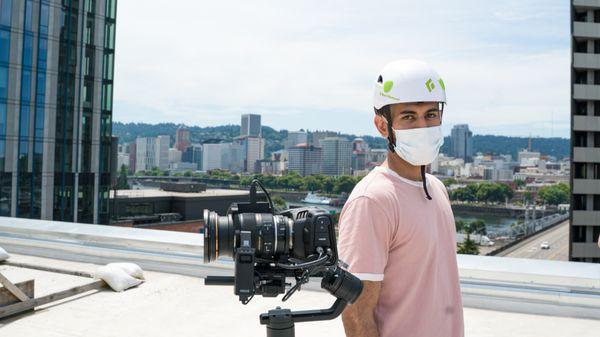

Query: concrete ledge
left=1, top=217, right=600, bottom=319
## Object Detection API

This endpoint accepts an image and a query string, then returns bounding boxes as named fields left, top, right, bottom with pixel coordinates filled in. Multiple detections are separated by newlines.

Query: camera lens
left=203, top=209, right=235, bottom=263
left=203, top=209, right=295, bottom=263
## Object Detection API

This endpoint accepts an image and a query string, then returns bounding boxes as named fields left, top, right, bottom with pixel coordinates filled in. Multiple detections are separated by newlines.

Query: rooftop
left=0, top=216, right=599, bottom=336
left=111, top=188, right=249, bottom=199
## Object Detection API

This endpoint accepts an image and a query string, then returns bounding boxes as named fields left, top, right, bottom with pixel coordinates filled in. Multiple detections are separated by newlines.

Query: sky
left=113, top=0, right=570, bottom=138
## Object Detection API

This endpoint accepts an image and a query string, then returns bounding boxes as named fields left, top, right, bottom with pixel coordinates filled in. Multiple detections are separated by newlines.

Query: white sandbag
left=0, top=247, right=9, bottom=261
left=106, top=262, right=145, bottom=280
left=94, top=265, right=142, bottom=292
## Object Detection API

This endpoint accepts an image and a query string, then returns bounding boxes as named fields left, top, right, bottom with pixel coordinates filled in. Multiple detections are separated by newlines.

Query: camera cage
left=203, top=180, right=363, bottom=337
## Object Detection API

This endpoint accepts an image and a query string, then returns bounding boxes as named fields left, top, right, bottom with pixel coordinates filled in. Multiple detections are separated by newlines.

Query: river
left=287, top=202, right=517, bottom=236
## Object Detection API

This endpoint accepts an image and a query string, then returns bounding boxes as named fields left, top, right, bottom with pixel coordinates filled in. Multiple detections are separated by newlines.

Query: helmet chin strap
left=384, top=112, right=433, bottom=201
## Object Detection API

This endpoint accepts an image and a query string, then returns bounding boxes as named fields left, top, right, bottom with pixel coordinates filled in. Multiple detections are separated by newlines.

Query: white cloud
left=113, top=0, right=570, bottom=137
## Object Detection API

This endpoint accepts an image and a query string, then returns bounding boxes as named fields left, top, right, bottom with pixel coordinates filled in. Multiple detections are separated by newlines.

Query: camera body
left=204, top=197, right=339, bottom=304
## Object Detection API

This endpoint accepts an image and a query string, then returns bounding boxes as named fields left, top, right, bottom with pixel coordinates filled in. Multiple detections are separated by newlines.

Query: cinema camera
left=203, top=179, right=363, bottom=337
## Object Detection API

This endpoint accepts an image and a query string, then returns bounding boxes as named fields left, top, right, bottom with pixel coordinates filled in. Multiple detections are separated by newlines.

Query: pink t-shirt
left=338, top=165, right=464, bottom=337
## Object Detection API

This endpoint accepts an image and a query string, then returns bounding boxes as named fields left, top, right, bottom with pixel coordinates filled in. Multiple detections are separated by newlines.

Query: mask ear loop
left=421, top=165, right=432, bottom=200
left=383, top=110, right=396, bottom=153
left=418, top=101, right=446, bottom=201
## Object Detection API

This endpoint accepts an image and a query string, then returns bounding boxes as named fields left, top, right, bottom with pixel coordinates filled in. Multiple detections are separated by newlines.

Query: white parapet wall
left=0, top=216, right=599, bottom=319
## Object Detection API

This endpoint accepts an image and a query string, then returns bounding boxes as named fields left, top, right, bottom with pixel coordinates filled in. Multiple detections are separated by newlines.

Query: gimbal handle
left=259, top=297, right=347, bottom=325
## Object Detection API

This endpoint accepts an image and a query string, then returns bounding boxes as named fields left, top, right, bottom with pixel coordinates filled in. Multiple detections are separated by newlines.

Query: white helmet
left=373, top=59, right=446, bottom=110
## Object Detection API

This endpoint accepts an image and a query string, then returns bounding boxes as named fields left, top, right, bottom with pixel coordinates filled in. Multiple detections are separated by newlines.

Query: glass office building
left=0, top=0, right=116, bottom=224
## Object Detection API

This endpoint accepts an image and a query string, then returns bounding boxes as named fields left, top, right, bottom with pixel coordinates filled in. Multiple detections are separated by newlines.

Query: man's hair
left=374, top=105, right=391, bottom=118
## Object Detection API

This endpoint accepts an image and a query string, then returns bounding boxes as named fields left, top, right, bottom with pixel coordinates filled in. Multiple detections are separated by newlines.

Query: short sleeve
left=337, top=196, right=393, bottom=281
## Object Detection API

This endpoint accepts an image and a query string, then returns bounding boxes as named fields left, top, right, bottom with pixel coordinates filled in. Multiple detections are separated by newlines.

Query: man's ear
left=374, top=114, right=388, bottom=138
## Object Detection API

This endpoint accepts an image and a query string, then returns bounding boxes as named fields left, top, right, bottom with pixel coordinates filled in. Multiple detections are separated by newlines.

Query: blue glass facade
left=0, top=0, right=116, bottom=224
left=98, top=0, right=116, bottom=224
left=16, top=0, right=34, bottom=217
left=0, top=0, right=12, bottom=217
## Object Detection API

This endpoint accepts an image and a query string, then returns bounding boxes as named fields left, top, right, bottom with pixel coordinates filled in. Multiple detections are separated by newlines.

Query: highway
left=496, top=220, right=569, bottom=261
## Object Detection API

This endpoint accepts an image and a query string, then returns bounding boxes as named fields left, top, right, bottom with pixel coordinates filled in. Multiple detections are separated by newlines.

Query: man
left=338, top=59, right=464, bottom=337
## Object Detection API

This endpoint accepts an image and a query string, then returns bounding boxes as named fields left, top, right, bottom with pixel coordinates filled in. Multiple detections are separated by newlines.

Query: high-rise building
left=351, top=138, right=370, bottom=172
left=0, top=0, right=117, bottom=224
left=242, top=136, right=264, bottom=173
left=320, top=137, right=352, bottom=176
left=156, top=135, right=170, bottom=170
left=571, top=2, right=600, bottom=262
left=310, top=131, right=337, bottom=147
left=201, top=142, right=244, bottom=173
left=241, top=114, right=261, bottom=137
left=202, top=143, right=227, bottom=171
left=174, top=126, right=191, bottom=152
left=182, top=143, right=202, bottom=170
left=168, top=148, right=182, bottom=164
left=135, top=138, right=157, bottom=173
left=128, top=143, right=137, bottom=173
left=288, top=144, right=322, bottom=176
left=285, top=131, right=308, bottom=149
left=135, top=136, right=170, bottom=172
left=450, top=124, right=473, bottom=162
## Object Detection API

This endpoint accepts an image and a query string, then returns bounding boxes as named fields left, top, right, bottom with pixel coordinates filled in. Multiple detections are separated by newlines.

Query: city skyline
left=113, top=119, right=571, bottom=140
left=112, top=0, right=570, bottom=138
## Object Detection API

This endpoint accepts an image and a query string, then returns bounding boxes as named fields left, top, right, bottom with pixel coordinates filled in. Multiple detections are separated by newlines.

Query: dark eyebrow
left=426, top=108, right=440, bottom=113
left=398, top=110, right=417, bottom=115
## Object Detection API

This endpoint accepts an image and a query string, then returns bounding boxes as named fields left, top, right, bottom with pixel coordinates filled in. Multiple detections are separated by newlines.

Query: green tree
left=116, top=165, right=130, bottom=190
left=513, top=179, right=526, bottom=189
left=302, top=175, right=322, bottom=192
left=333, top=176, right=357, bottom=194
left=458, top=237, right=479, bottom=255
left=451, top=183, right=478, bottom=202
left=442, top=178, right=457, bottom=187
left=455, top=220, right=466, bottom=233
left=314, top=175, right=335, bottom=194
left=537, top=183, right=569, bottom=205
left=523, top=191, right=533, bottom=204
left=457, top=219, right=485, bottom=255
left=467, top=219, right=487, bottom=236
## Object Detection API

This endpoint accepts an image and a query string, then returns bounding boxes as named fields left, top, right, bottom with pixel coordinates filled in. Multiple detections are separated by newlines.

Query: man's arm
left=341, top=281, right=381, bottom=337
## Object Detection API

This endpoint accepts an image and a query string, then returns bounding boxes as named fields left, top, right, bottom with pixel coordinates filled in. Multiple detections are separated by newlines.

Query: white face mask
left=388, top=125, right=444, bottom=166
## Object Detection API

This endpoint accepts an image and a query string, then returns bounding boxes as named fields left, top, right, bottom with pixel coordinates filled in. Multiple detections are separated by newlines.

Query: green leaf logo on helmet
left=425, top=79, right=435, bottom=92
left=383, top=80, right=394, bottom=93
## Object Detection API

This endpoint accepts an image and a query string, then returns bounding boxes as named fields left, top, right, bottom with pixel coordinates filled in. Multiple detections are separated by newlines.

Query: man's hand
left=341, top=280, right=381, bottom=337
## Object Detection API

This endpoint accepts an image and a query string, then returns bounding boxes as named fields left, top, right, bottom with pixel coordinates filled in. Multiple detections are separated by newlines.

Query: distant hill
left=113, top=122, right=569, bottom=160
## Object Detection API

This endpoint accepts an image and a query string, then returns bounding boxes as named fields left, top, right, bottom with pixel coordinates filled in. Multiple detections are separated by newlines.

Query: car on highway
left=540, top=241, right=550, bottom=250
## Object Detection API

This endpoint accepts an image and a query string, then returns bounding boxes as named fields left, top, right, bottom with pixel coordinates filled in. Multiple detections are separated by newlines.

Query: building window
left=594, top=226, right=600, bottom=243
left=595, top=102, right=600, bottom=116
left=575, top=70, right=588, bottom=84
left=594, top=71, right=600, bottom=85
left=0, top=65, right=7, bottom=99
left=574, top=163, right=587, bottom=179
left=594, top=164, right=600, bottom=179
left=574, top=131, right=588, bottom=147
left=572, top=226, right=587, bottom=243
left=0, top=172, right=11, bottom=216
left=574, top=194, right=587, bottom=210
left=0, top=29, right=9, bottom=63
left=576, top=40, right=588, bottom=53
left=595, top=195, right=600, bottom=211
left=576, top=101, right=587, bottom=115
left=575, top=11, right=588, bottom=22
left=0, top=0, right=11, bottom=27
left=594, top=132, right=600, bottom=147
